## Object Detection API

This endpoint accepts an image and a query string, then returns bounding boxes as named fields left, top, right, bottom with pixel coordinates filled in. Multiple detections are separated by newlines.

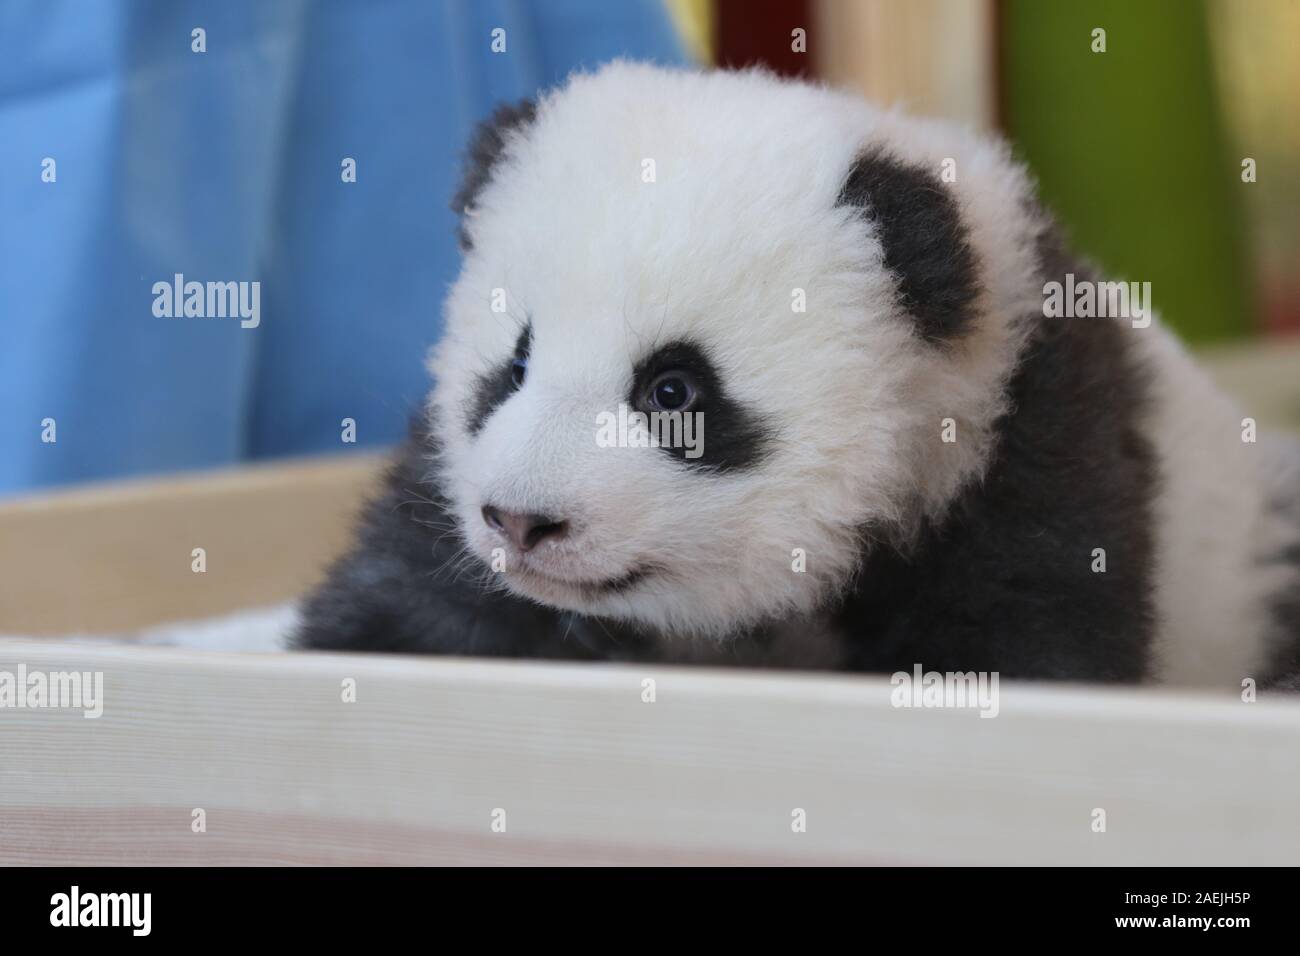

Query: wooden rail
left=2, top=640, right=1298, bottom=865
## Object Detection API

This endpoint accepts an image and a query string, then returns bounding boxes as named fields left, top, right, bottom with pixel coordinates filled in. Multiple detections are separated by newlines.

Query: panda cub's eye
left=507, top=323, right=531, bottom=391
left=645, top=371, right=697, bottom=412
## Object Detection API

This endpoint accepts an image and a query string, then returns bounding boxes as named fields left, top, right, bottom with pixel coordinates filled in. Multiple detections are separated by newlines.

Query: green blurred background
left=1005, top=0, right=1253, bottom=342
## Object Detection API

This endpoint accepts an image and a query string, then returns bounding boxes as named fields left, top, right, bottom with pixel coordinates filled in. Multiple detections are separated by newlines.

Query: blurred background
left=2, top=0, right=1297, bottom=497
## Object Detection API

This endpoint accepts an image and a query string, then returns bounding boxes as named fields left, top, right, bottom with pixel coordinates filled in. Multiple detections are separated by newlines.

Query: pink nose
left=481, top=505, right=570, bottom=552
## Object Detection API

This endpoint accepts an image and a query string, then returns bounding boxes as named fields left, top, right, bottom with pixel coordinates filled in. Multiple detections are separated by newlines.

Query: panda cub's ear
left=452, top=98, right=537, bottom=251
left=837, top=150, right=979, bottom=343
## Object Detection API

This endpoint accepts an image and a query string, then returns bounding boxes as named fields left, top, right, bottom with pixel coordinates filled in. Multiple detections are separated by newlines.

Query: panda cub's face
left=427, top=64, right=1037, bottom=638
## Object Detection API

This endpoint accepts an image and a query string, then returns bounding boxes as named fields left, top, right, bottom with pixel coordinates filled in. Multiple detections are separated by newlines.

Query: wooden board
left=2, top=639, right=1297, bottom=865
left=0, top=454, right=384, bottom=636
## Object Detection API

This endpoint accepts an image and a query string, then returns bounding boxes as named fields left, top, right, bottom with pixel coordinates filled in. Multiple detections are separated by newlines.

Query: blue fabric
left=0, top=0, right=684, bottom=494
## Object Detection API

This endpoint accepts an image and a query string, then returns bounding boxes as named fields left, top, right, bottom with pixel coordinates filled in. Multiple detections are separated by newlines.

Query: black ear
left=837, top=151, right=979, bottom=343
left=452, top=98, right=537, bottom=251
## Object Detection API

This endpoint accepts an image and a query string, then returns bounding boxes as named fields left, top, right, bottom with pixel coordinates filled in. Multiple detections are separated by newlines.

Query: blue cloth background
left=0, top=0, right=684, bottom=495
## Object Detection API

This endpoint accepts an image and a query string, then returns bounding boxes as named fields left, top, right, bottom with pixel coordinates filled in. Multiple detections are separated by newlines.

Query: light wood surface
left=1200, top=337, right=1300, bottom=432
left=2, top=639, right=1298, bottom=865
left=0, top=454, right=384, bottom=636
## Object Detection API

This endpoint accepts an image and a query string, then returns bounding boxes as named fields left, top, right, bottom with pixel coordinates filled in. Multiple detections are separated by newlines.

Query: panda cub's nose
left=481, top=505, right=570, bottom=552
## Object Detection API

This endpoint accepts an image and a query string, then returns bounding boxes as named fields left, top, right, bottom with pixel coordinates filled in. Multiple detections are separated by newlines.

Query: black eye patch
left=466, top=323, right=531, bottom=435
left=628, top=341, right=769, bottom=472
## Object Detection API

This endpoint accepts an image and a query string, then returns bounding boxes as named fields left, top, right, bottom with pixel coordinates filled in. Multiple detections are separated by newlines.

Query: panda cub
left=297, top=62, right=1300, bottom=690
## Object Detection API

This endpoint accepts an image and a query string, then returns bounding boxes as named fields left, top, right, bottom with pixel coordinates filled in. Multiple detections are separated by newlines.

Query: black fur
left=830, top=232, right=1157, bottom=680
left=1261, top=482, right=1300, bottom=690
left=451, top=99, right=537, bottom=251
left=467, top=323, right=530, bottom=435
left=837, top=150, right=979, bottom=343
left=630, top=340, right=769, bottom=471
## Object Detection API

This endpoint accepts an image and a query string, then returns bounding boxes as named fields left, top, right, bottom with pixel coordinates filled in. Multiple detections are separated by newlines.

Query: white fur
left=132, top=603, right=298, bottom=652
left=430, top=63, right=1042, bottom=638
left=1130, top=324, right=1300, bottom=688
left=2, top=603, right=297, bottom=651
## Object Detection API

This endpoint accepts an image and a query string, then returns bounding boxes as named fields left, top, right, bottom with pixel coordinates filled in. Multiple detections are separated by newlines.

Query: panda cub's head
left=429, top=62, right=1045, bottom=638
